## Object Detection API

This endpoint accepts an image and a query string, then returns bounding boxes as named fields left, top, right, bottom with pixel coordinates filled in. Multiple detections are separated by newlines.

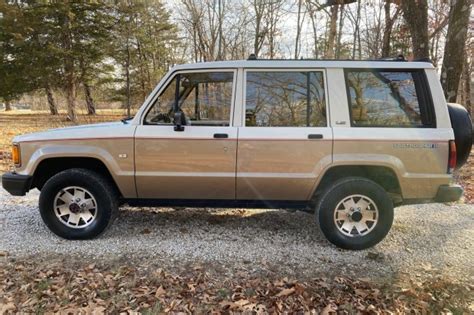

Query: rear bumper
left=434, top=184, right=463, bottom=203
left=1, top=172, right=32, bottom=196
left=401, top=184, right=464, bottom=205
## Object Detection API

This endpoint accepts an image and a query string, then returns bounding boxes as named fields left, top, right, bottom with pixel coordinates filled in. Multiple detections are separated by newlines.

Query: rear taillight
left=448, top=140, right=456, bottom=173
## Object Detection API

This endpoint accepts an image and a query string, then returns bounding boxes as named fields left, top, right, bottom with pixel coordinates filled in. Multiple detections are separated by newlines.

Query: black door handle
left=214, top=133, right=228, bottom=139
left=308, top=134, right=323, bottom=139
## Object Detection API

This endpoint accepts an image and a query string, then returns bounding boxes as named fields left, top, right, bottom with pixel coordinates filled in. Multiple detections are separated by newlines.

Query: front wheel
left=39, top=168, right=118, bottom=239
left=316, top=177, right=394, bottom=250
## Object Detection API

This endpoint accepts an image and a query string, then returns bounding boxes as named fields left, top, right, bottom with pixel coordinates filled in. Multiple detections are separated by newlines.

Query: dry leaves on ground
left=0, top=259, right=472, bottom=314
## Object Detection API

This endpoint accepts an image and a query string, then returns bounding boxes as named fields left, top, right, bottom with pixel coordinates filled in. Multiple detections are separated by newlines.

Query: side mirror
left=173, top=111, right=186, bottom=131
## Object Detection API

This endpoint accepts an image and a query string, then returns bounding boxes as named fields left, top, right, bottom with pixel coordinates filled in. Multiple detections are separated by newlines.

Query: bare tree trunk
left=125, top=40, right=131, bottom=118
left=266, top=0, right=284, bottom=59
left=65, top=78, right=77, bottom=121
left=459, top=58, right=469, bottom=105
left=294, top=0, right=305, bottom=59
left=351, top=0, right=361, bottom=59
left=335, top=3, right=345, bottom=58
left=441, top=0, right=471, bottom=102
left=192, top=26, right=199, bottom=62
left=84, top=83, right=95, bottom=115
left=217, top=0, right=224, bottom=60
left=79, top=58, right=95, bottom=115
left=253, top=0, right=265, bottom=57
left=326, top=4, right=339, bottom=58
left=45, top=85, right=58, bottom=115
left=465, top=58, right=471, bottom=114
left=63, top=10, right=77, bottom=122
left=381, top=0, right=400, bottom=58
left=400, top=0, right=429, bottom=59
left=123, top=5, right=132, bottom=119
left=432, top=27, right=441, bottom=66
left=4, top=100, right=11, bottom=111
left=307, top=2, right=319, bottom=58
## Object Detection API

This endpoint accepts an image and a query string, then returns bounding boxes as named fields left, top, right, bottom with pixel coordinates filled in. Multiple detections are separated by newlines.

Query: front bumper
left=434, top=184, right=463, bottom=203
left=1, top=172, right=32, bottom=196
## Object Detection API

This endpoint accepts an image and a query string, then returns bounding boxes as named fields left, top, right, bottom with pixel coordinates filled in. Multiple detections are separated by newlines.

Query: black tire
left=447, top=103, right=473, bottom=168
left=39, top=168, right=118, bottom=239
left=316, top=177, right=393, bottom=250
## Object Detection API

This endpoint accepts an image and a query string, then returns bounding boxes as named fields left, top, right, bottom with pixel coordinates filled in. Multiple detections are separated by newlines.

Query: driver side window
left=144, top=72, right=234, bottom=126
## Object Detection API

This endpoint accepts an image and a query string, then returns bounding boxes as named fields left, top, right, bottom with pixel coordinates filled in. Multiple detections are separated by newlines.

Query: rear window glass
left=345, top=70, right=433, bottom=127
left=245, top=71, right=327, bottom=127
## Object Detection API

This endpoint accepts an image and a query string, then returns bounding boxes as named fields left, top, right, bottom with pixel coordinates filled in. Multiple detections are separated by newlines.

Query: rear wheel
left=39, top=168, right=118, bottom=239
left=316, top=177, right=393, bottom=250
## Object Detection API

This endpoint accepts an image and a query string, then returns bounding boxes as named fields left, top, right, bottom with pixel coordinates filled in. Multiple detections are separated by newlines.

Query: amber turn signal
left=11, top=144, right=21, bottom=166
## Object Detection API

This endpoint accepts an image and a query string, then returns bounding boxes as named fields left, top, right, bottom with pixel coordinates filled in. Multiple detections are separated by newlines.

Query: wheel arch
left=31, top=157, right=122, bottom=197
left=311, top=164, right=402, bottom=205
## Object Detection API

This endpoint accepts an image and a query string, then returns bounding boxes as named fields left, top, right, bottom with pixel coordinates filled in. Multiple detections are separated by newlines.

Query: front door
left=135, top=70, right=238, bottom=199
left=236, top=69, right=333, bottom=201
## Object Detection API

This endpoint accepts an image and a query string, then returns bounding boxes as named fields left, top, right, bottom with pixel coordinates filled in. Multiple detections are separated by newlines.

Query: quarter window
left=245, top=71, right=327, bottom=127
left=345, top=70, right=434, bottom=127
left=145, top=72, right=234, bottom=126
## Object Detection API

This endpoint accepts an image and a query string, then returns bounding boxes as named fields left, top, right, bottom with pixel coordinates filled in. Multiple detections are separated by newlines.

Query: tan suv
left=2, top=58, right=472, bottom=249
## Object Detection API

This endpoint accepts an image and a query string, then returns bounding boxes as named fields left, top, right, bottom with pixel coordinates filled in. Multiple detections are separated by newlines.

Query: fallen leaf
left=276, top=287, right=295, bottom=297
left=155, top=285, right=166, bottom=297
left=321, top=304, right=337, bottom=315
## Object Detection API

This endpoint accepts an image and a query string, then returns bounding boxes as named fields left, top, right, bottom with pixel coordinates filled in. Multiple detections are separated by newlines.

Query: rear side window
left=345, top=69, right=435, bottom=128
left=245, top=71, right=327, bottom=127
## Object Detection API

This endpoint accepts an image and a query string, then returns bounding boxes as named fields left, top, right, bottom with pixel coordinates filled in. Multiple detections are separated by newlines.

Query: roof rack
left=248, top=53, right=257, bottom=60
left=377, top=54, right=406, bottom=61
left=246, top=54, right=433, bottom=63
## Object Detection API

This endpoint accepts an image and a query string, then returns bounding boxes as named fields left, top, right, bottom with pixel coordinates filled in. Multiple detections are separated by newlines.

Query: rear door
left=135, top=70, right=238, bottom=199
left=332, top=68, right=450, bottom=199
left=236, top=69, right=333, bottom=201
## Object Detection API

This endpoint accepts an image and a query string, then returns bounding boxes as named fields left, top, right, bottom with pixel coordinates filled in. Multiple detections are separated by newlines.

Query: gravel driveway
left=1, top=188, right=473, bottom=282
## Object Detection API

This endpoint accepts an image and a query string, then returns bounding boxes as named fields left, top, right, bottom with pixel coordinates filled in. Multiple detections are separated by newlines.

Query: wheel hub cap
left=350, top=211, right=363, bottom=222
left=53, top=186, right=98, bottom=229
left=333, top=194, right=379, bottom=237
left=69, top=203, right=81, bottom=214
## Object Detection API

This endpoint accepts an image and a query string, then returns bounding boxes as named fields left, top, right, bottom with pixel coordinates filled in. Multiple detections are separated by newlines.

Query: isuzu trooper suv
left=2, top=57, right=472, bottom=250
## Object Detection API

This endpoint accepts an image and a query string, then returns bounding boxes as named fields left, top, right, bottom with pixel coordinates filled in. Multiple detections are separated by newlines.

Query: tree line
left=0, top=1, right=178, bottom=120
left=0, top=0, right=472, bottom=121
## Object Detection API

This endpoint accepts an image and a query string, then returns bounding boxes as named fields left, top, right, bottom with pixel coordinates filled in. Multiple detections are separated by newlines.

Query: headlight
left=11, top=144, right=21, bottom=166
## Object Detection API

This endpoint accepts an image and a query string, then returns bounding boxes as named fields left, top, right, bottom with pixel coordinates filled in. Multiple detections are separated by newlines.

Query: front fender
left=24, top=144, right=123, bottom=177
left=15, top=138, right=136, bottom=198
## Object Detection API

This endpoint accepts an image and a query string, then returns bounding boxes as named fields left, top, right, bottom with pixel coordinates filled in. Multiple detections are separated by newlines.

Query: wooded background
left=0, top=0, right=472, bottom=122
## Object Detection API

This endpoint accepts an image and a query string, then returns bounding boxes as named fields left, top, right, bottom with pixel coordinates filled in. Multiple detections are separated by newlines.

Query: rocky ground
left=1, top=189, right=473, bottom=282
left=1, top=188, right=473, bottom=313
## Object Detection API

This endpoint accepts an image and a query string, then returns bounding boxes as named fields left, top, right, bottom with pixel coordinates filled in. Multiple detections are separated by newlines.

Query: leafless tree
left=252, top=0, right=266, bottom=57
left=325, top=4, right=338, bottom=58
left=361, top=1, right=384, bottom=58
left=381, top=0, right=401, bottom=58
left=294, top=0, right=306, bottom=59
left=441, top=0, right=471, bottom=102
left=179, top=0, right=223, bottom=61
left=399, top=0, right=430, bottom=59
left=346, top=0, right=362, bottom=59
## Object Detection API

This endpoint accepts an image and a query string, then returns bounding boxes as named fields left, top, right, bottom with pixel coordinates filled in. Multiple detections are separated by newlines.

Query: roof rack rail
left=413, top=57, right=433, bottom=63
left=246, top=54, right=432, bottom=63
left=377, top=54, right=406, bottom=61
left=248, top=53, right=257, bottom=60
